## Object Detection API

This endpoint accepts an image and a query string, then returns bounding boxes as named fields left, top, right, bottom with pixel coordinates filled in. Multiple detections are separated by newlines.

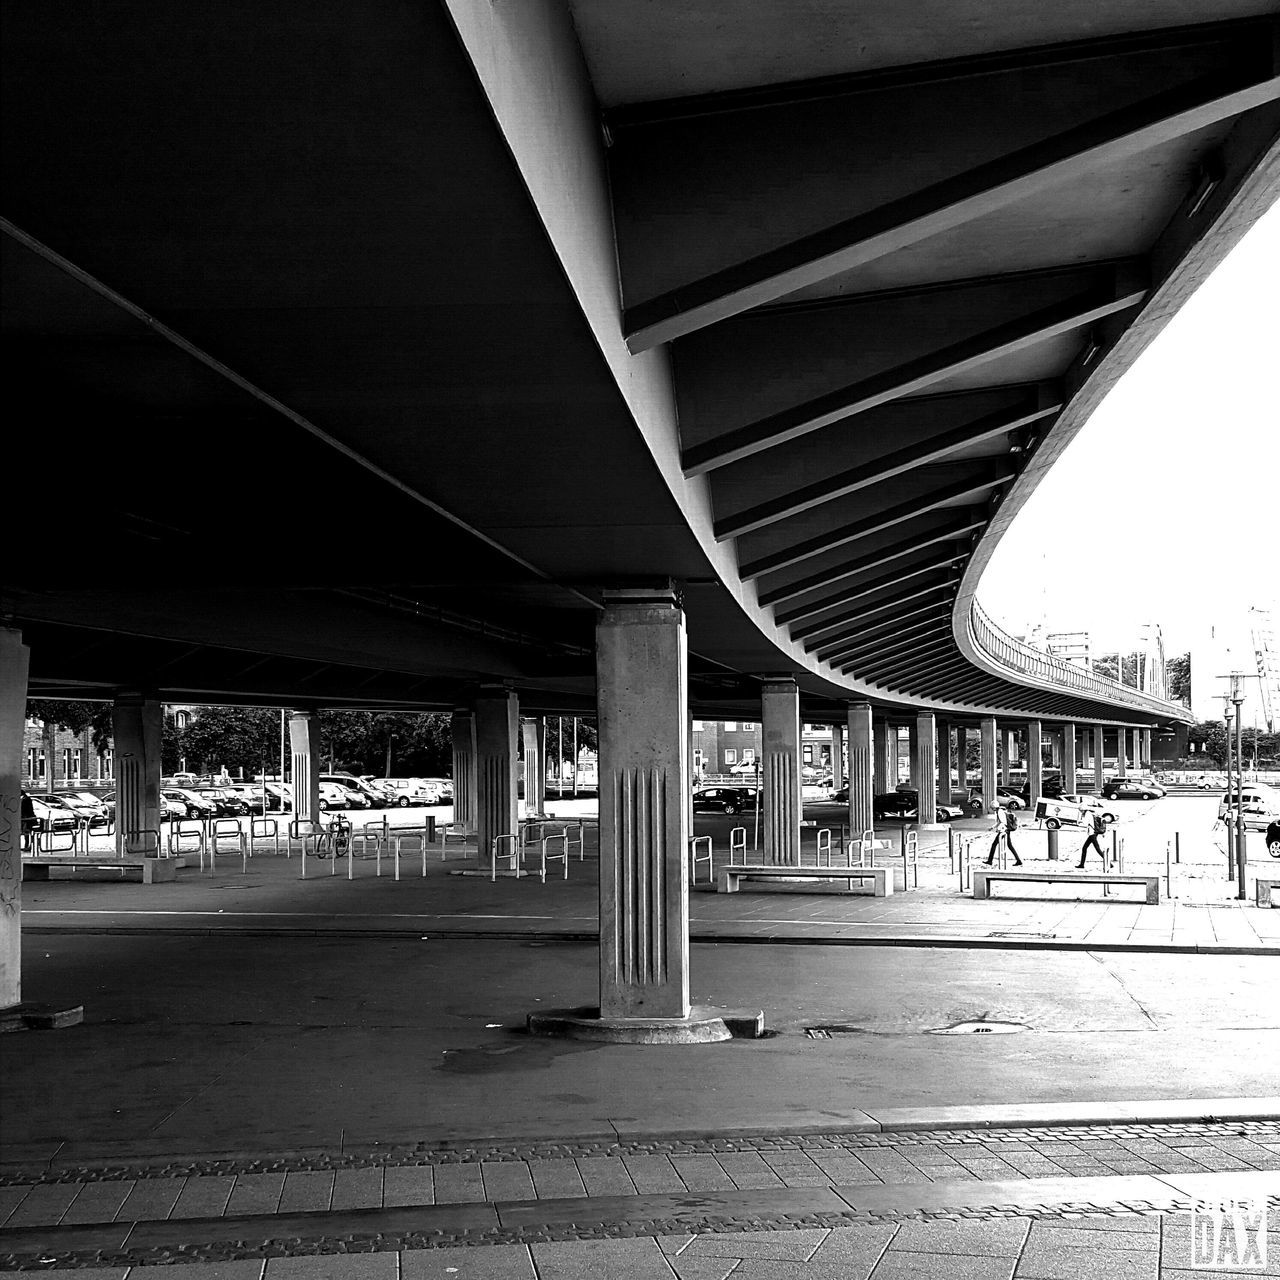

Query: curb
left=22, top=923, right=1279, bottom=955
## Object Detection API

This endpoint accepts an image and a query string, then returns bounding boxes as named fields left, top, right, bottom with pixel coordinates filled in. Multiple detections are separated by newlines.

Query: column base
left=0, top=1001, right=85, bottom=1033
left=527, top=1004, right=765, bottom=1044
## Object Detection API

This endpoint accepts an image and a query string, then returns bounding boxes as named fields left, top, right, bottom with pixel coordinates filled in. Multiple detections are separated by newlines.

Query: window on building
left=742, top=749, right=755, bottom=763
left=62, top=747, right=82, bottom=780
left=175, top=710, right=191, bottom=729
left=98, top=750, right=114, bottom=779
left=724, top=721, right=738, bottom=732
left=692, top=720, right=704, bottom=732
left=803, top=745, right=813, bottom=764
left=742, top=721, right=756, bottom=731
left=26, top=747, right=44, bottom=780
left=693, top=749, right=704, bottom=769
left=724, top=749, right=737, bottom=764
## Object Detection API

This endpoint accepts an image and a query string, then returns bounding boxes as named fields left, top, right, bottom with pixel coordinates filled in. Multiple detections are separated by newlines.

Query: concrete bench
left=1256, top=879, right=1280, bottom=908
left=716, top=864, right=892, bottom=896
left=23, top=856, right=178, bottom=884
left=972, top=868, right=1158, bottom=904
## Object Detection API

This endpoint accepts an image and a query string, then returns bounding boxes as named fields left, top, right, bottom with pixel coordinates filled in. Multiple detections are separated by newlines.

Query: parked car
left=419, top=777, right=453, bottom=802
left=872, top=789, right=963, bottom=821
left=1102, top=777, right=1167, bottom=801
left=360, top=776, right=398, bottom=805
left=163, top=788, right=217, bottom=819
left=198, top=787, right=249, bottom=817
left=1267, top=818, right=1280, bottom=858
left=374, top=778, right=435, bottom=807
left=25, top=793, right=78, bottom=832
left=996, top=786, right=1026, bottom=810
left=60, top=790, right=111, bottom=826
left=320, top=774, right=383, bottom=808
left=1218, top=783, right=1280, bottom=832
left=693, top=786, right=758, bottom=815
left=158, top=793, right=187, bottom=821
left=228, top=785, right=267, bottom=814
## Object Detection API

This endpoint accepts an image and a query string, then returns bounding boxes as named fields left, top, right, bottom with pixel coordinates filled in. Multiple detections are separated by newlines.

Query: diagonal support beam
left=796, top=580, right=959, bottom=647
left=740, top=468, right=1015, bottom=581
left=834, top=625, right=953, bottom=672
left=759, top=512, right=986, bottom=608
left=776, top=549, right=968, bottom=628
left=682, top=264, right=1147, bottom=475
left=812, top=599, right=953, bottom=661
left=716, top=389, right=1060, bottom=539
left=817, top=613, right=947, bottom=665
left=624, top=60, right=1280, bottom=353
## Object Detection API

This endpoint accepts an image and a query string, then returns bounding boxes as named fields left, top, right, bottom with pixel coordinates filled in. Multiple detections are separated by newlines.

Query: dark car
left=198, top=788, right=249, bottom=817
left=1101, top=777, right=1166, bottom=801
left=1264, top=818, right=1279, bottom=859
left=1018, top=775, right=1064, bottom=804
left=692, top=786, right=757, bottom=815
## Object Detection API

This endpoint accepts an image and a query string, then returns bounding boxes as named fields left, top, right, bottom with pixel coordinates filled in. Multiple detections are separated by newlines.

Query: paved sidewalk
left=3, top=1122, right=1278, bottom=1275
left=20, top=831, right=1280, bottom=954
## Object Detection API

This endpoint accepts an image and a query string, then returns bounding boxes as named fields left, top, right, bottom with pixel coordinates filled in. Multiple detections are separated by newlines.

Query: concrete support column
left=956, top=726, right=968, bottom=800
left=287, top=710, right=320, bottom=826
left=847, top=703, right=874, bottom=836
left=1141, top=728, right=1152, bottom=771
left=1093, top=726, right=1105, bottom=790
left=980, top=717, right=998, bottom=815
left=1001, top=729, right=1014, bottom=786
left=475, top=687, right=519, bottom=864
left=907, top=720, right=921, bottom=790
left=687, top=711, right=695, bottom=837
left=1, top=628, right=30, bottom=1009
left=522, top=718, right=545, bottom=816
left=874, top=721, right=891, bottom=790
left=1116, top=728, right=1128, bottom=777
left=114, top=694, right=163, bottom=855
left=450, top=710, right=477, bottom=830
left=830, top=723, right=845, bottom=792
left=761, top=679, right=802, bottom=866
left=1027, top=721, right=1043, bottom=803
left=915, top=712, right=937, bottom=823
left=1062, top=722, right=1077, bottom=794
left=596, top=588, right=689, bottom=1020
left=936, top=719, right=952, bottom=807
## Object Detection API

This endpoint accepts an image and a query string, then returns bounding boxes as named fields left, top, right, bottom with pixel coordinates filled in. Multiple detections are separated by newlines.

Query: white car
left=375, top=778, right=435, bottom=807
left=1059, top=793, right=1118, bottom=824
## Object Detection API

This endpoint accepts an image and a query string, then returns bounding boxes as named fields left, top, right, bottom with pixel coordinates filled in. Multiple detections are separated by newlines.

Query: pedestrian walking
left=1077, top=808, right=1108, bottom=868
left=985, top=801, right=1022, bottom=866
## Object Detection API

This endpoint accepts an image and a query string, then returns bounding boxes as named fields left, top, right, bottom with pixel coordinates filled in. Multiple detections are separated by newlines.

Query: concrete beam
left=795, top=579, right=958, bottom=646
left=681, top=263, right=1147, bottom=474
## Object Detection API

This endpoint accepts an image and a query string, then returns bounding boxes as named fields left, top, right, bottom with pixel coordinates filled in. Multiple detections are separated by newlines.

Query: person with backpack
left=985, top=800, right=1023, bottom=866
left=1077, top=808, right=1108, bottom=868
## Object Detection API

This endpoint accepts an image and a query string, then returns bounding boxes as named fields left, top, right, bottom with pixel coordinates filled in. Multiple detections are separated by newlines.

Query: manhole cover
left=929, top=1019, right=1030, bottom=1035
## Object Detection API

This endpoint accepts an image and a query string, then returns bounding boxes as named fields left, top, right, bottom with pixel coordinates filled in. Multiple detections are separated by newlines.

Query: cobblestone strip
left=6, top=1194, right=1278, bottom=1272
left=3, top=1121, right=1276, bottom=1189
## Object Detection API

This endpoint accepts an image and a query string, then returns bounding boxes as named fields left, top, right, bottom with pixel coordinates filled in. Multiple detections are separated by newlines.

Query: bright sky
left=979, top=198, right=1280, bottom=659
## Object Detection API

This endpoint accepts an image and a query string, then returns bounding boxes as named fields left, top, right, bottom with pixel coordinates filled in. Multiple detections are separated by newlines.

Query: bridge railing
left=968, top=599, right=1191, bottom=718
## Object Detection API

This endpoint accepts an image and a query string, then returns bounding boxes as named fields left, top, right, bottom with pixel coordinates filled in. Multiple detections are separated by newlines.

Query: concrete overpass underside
left=4, top=1, right=1276, bottom=728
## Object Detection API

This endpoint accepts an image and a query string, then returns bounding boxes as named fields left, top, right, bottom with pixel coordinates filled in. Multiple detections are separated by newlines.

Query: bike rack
left=169, top=817, right=206, bottom=860
left=491, top=833, right=520, bottom=880
left=251, top=816, right=280, bottom=857
left=36, top=822, right=76, bottom=854
left=211, top=818, right=248, bottom=873
left=728, top=826, right=748, bottom=865
left=856, top=828, right=876, bottom=868
left=539, top=832, right=569, bottom=882
left=564, top=820, right=587, bottom=861
left=391, top=831, right=430, bottom=879
left=290, top=819, right=327, bottom=876
left=901, top=828, right=920, bottom=890
left=814, top=828, right=834, bottom=867
left=689, top=835, right=713, bottom=883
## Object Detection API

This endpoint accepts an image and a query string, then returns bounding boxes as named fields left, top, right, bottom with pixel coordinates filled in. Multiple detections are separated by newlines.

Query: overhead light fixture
left=1187, top=156, right=1223, bottom=219
left=1080, top=334, right=1102, bottom=367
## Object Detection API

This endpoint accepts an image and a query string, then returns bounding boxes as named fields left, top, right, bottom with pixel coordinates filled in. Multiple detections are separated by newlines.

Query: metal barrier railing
left=729, top=826, right=748, bottom=865
left=814, top=828, right=833, bottom=867
left=251, top=816, right=280, bottom=857
left=491, top=833, right=520, bottom=880
left=168, top=818, right=206, bottom=859
left=969, top=598, right=1192, bottom=717
left=538, top=833, right=569, bottom=882
left=901, top=829, right=919, bottom=891
left=210, top=818, right=248, bottom=872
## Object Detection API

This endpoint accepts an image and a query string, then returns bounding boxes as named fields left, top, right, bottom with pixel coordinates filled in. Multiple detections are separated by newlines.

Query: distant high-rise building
left=1045, top=631, right=1091, bottom=669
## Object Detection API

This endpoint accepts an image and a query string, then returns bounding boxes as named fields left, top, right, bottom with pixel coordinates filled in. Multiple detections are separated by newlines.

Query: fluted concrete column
left=847, top=703, right=874, bottom=836
left=980, top=717, right=998, bottom=814
left=1141, top=728, right=1152, bottom=771
left=450, top=710, right=477, bottom=830
left=831, top=723, right=845, bottom=792
left=907, top=720, right=921, bottom=790
left=956, top=726, right=968, bottom=800
left=915, top=712, right=937, bottom=823
left=596, top=588, right=689, bottom=1020
left=1001, top=729, right=1014, bottom=786
left=936, top=719, right=952, bottom=808
left=1093, top=726, right=1105, bottom=790
left=287, top=710, right=319, bottom=825
left=114, top=695, right=163, bottom=855
left=1062, top=722, right=1077, bottom=793
left=1116, top=728, right=1128, bottom=777
left=761, top=678, right=802, bottom=866
left=475, top=687, right=519, bottom=865
left=522, top=717, right=545, bottom=816
left=874, top=721, right=891, bottom=790
left=1027, top=721, right=1043, bottom=803
left=1, top=628, right=30, bottom=1008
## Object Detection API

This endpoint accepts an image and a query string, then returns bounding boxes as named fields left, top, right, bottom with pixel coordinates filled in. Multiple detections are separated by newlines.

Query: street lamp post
left=1222, top=695, right=1234, bottom=883
left=1232, top=679, right=1246, bottom=900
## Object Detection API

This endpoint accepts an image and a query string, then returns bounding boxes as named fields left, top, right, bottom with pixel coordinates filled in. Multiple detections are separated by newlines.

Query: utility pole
left=572, top=716, right=579, bottom=798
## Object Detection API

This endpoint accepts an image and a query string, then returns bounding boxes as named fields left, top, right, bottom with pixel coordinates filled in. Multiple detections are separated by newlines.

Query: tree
left=1166, top=652, right=1191, bottom=706
left=25, top=699, right=114, bottom=754
left=1092, top=653, right=1140, bottom=686
left=544, top=717, right=597, bottom=773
